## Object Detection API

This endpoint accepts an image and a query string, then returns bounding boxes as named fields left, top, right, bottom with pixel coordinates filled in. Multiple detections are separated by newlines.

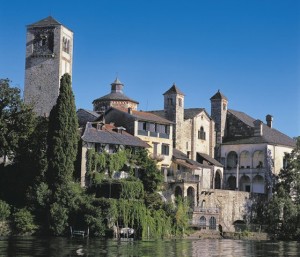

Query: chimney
left=253, top=119, right=263, bottom=136
left=128, top=107, right=132, bottom=114
left=266, top=114, right=273, bottom=128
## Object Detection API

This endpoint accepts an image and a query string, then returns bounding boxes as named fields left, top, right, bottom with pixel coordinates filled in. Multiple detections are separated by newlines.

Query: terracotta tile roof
left=82, top=123, right=149, bottom=148
left=92, top=92, right=139, bottom=104
left=224, top=109, right=296, bottom=147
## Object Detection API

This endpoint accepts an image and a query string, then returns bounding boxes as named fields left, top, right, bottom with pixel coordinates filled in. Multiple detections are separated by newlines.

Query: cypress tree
left=47, top=73, right=79, bottom=189
left=46, top=73, right=79, bottom=235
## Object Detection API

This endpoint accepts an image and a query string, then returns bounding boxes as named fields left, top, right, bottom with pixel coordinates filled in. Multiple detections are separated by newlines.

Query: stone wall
left=196, top=189, right=259, bottom=232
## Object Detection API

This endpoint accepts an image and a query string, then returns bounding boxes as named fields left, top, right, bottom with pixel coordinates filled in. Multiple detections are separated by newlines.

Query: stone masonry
left=24, top=17, right=73, bottom=116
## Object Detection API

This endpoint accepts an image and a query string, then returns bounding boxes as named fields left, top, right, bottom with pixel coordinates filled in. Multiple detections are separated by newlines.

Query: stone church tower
left=24, top=16, right=73, bottom=116
left=163, top=83, right=184, bottom=149
left=210, top=90, right=228, bottom=157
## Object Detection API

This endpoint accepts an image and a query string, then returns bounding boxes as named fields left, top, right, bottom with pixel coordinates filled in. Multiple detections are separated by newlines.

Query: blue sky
left=0, top=0, right=299, bottom=137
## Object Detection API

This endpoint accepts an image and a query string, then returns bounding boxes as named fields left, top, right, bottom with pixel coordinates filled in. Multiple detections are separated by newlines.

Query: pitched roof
left=110, top=107, right=173, bottom=124
left=163, top=84, right=184, bottom=95
left=92, top=92, right=139, bottom=104
left=148, top=108, right=209, bottom=120
left=77, top=109, right=100, bottom=127
left=173, top=149, right=211, bottom=169
left=210, top=90, right=228, bottom=101
left=82, top=123, right=149, bottom=148
left=28, top=16, right=61, bottom=27
left=184, top=108, right=206, bottom=119
left=224, top=109, right=296, bottom=147
left=197, top=152, right=223, bottom=167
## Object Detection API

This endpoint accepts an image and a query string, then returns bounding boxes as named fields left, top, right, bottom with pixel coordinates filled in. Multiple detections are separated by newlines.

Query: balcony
left=167, top=172, right=200, bottom=183
left=193, top=207, right=220, bottom=214
left=225, top=167, right=266, bottom=176
left=137, top=130, right=170, bottom=139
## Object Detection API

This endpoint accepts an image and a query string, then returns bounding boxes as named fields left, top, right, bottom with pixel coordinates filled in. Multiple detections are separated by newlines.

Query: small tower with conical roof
left=163, top=83, right=184, bottom=149
left=93, top=78, right=139, bottom=112
left=210, top=90, right=228, bottom=145
left=24, top=16, right=73, bottom=116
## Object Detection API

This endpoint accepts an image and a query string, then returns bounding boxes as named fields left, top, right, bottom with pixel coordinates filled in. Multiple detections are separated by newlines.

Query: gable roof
left=77, top=109, right=100, bottom=127
left=108, top=107, right=173, bottom=124
left=197, top=152, right=223, bottom=167
left=148, top=108, right=210, bottom=121
left=173, top=149, right=211, bottom=169
left=163, top=84, right=184, bottom=95
left=82, top=122, right=149, bottom=148
left=224, top=109, right=296, bottom=147
left=28, top=16, right=61, bottom=27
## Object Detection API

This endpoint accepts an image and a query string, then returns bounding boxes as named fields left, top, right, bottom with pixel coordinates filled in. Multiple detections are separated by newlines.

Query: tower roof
left=27, top=16, right=62, bottom=27
left=111, top=77, right=123, bottom=86
left=210, top=90, right=228, bottom=101
left=163, top=83, right=185, bottom=95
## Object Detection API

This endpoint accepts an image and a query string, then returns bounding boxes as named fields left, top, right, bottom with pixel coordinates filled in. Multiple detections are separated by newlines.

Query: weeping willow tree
left=85, top=147, right=176, bottom=238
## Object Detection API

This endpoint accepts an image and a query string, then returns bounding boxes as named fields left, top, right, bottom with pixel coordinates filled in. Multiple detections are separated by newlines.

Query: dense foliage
left=0, top=79, right=36, bottom=164
left=256, top=137, right=300, bottom=240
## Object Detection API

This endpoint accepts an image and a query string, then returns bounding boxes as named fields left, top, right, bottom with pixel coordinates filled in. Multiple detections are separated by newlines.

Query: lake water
left=0, top=237, right=299, bottom=256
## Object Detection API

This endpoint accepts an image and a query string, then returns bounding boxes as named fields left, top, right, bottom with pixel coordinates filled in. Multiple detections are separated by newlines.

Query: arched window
left=209, top=217, right=217, bottom=230
left=227, top=176, right=236, bottom=190
left=187, top=187, right=195, bottom=207
left=198, top=126, right=206, bottom=140
left=178, top=98, right=182, bottom=107
left=200, top=216, right=206, bottom=229
left=214, top=170, right=221, bottom=189
left=227, top=151, right=238, bottom=169
left=175, top=186, right=183, bottom=198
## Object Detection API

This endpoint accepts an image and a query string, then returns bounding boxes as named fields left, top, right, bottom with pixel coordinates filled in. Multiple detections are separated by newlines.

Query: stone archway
left=187, top=186, right=195, bottom=207
left=252, top=175, right=264, bottom=193
left=227, top=176, right=236, bottom=190
left=175, top=186, right=183, bottom=198
left=215, top=170, right=222, bottom=189
left=240, top=175, right=251, bottom=192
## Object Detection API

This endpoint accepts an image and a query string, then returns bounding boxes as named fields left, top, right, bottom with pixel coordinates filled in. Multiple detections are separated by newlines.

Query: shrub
left=0, top=200, right=10, bottom=221
left=12, top=208, right=37, bottom=234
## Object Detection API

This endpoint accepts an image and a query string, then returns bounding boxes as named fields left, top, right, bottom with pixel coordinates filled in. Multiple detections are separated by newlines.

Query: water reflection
left=0, top=236, right=299, bottom=256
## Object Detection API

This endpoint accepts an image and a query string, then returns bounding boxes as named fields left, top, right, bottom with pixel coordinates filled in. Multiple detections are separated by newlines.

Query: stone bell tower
left=24, top=16, right=73, bottom=116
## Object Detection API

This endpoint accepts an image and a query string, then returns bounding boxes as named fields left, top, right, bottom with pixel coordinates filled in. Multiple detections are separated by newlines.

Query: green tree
left=263, top=137, right=300, bottom=240
left=0, top=79, right=41, bottom=206
left=46, top=73, right=79, bottom=235
left=12, top=208, right=37, bottom=234
left=136, top=149, right=163, bottom=193
left=0, top=200, right=10, bottom=221
left=0, top=79, right=35, bottom=164
left=47, top=73, right=79, bottom=189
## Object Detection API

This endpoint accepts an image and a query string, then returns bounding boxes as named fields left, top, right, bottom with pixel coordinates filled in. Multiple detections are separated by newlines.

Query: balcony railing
left=193, top=207, right=220, bottom=214
left=225, top=167, right=266, bottom=175
left=167, top=172, right=199, bottom=183
left=137, top=130, right=170, bottom=139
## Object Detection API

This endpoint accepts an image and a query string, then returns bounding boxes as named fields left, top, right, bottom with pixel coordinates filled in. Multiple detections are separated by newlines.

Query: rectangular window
left=161, top=144, right=169, bottom=156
